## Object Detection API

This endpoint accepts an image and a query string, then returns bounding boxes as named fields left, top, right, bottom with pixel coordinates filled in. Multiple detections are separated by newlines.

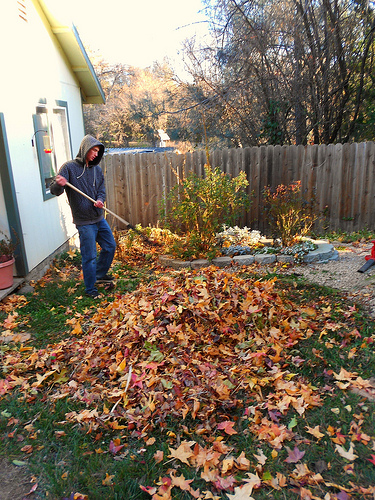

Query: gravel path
left=279, top=241, right=375, bottom=317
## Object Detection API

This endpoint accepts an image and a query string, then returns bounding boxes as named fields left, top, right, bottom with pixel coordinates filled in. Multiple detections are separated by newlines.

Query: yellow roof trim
left=32, top=0, right=105, bottom=104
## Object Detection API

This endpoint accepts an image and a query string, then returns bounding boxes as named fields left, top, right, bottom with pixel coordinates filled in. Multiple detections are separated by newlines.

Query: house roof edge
left=31, top=0, right=105, bottom=104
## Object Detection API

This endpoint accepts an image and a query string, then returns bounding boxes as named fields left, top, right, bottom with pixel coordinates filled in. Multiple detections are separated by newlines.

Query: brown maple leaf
left=305, top=425, right=324, bottom=440
left=168, top=441, right=195, bottom=465
left=170, top=473, right=194, bottom=490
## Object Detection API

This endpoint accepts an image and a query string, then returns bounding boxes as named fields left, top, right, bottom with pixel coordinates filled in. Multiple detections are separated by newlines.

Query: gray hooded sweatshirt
left=50, top=135, right=106, bottom=226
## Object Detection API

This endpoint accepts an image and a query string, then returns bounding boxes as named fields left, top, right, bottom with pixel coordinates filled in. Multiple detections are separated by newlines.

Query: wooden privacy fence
left=102, top=141, right=375, bottom=235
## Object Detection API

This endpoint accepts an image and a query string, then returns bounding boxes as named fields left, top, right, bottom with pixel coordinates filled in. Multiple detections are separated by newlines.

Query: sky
left=51, top=0, right=210, bottom=74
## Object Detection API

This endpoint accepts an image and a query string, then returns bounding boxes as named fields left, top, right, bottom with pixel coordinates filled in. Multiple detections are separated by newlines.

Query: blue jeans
left=77, top=219, right=116, bottom=294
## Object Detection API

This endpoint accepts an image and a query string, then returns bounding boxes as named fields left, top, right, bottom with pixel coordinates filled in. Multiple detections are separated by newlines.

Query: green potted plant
left=0, top=230, right=17, bottom=289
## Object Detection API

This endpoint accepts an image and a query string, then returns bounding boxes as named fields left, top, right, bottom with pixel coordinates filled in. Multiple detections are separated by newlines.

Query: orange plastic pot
left=0, top=257, right=15, bottom=289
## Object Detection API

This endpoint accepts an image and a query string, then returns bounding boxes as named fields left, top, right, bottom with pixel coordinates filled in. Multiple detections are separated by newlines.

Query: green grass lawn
left=0, top=248, right=374, bottom=500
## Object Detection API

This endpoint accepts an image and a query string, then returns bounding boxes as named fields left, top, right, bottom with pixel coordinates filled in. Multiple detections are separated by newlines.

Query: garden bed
left=158, top=239, right=338, bottom=270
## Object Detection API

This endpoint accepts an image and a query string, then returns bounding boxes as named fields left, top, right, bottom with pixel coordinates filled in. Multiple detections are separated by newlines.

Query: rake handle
left=64, top=181, right=133, bottom=228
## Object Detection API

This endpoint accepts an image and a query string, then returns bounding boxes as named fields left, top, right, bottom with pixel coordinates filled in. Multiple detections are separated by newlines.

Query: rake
left=65, top=181, right=159, bottom=246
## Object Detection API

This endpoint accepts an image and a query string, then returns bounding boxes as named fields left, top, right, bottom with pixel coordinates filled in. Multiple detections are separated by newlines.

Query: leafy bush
left=0, top=230, right=17, bottom=263
left=160, top=164, right=251, bottom=259
left=263, top=181, right=317, bottom=247
left=221, top=245, right=254, bottom=256
left=215, top=225, right=263, bottom=248
left=279, top=239, right=317, bottom=262
left=217, top=225, right=266, bottom=257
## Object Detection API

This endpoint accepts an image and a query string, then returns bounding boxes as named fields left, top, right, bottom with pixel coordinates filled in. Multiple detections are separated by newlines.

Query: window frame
left=33, top=99, right=72, bottom=201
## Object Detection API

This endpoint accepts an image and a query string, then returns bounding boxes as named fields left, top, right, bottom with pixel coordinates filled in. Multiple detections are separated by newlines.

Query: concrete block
left=18, top=284, right=35, bottom=295
left=302, top=252, right=320, bottom=263
left=170, top=259, right=191, bottom=269
left=191, top=259, right=211, bottom=269
left=319, top=249, right=339, bottom=263
left=276, top=254, right=295, bottom=263
left=233, top=255, right=255, bottom=266
left=254, top=254, right=277, bottom=264
left=212, top=256, right=232, bottom=268
left=329, top=250, right=340, bottom=261
left=303, top=243, right=334, bottom=263
left=158, top=255, right=175, bottom=267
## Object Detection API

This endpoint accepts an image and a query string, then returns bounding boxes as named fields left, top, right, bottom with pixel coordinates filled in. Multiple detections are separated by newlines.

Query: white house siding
left=0, top=1, right=86, bottom=274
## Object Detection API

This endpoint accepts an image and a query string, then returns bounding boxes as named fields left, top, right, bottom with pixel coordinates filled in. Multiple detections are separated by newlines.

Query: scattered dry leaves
left=1, top=265, right=374, bottom=498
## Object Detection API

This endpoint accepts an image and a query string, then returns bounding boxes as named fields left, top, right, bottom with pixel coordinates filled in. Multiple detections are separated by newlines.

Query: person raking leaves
left=50, top=135, right=116, bottom=298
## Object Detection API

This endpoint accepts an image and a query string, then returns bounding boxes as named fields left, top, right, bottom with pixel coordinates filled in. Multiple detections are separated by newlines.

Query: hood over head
left=75, top=135, right=104, bottom=166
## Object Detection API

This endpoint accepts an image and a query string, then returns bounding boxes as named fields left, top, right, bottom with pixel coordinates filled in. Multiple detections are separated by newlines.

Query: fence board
left=316, top=145, right=327, bottom=228
left=329, top=144, right=341, bottom=230
left=280, top=145, right=289, bottom=188
left=322, top=143, right=331, bottom=207
left=271, top=145, right=281, bottom=188
left=103, top=154, right=115, bottom=228
left=239, top=147, right=249, bottom=227
left=221, top=149, right=229, bottom=175
left=209, top=149, right=216, bottom=169
left=339, top=143, right=351, bottom=229
left=300, top=145, right=309, bottom=210
left=102, top=142, right=375, bottom=234
left=286, top=145, right=296, bottom=186
left=183, top=152, right=192, bottom=179
left=295, top=145, right=305, bottom=184
left=116, top=154, right=126, bottom=228
left=366, top=143, right=375, bottom=229
left=266, top=145, right=274, bottom=188
left=129, top=154, right=138, bottom=225
left=308, top=145, right=318, bottom=227
left=157, top=153, right=167, bottom=223
left=249, top=146, right=260, bottom=229
left=352, top=143, right=364, bottom=231
left=194, top=150, right=205, bottom=177
left=359, top=142, right=372, bottom=230
left=229, top=148, right=239, bottom=179
left=139, top=154, right=149, bottom=227
left=350, top=143, right=359, bottom=232
left=147, top=153, right=157, bottom=224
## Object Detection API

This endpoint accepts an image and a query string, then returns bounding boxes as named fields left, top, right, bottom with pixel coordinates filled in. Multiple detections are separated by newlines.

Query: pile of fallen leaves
left=113, top=228, right=170, bottom=268
left=1, top=267, right=374, bottom=499
left=2, top=269, right=323, bottom=429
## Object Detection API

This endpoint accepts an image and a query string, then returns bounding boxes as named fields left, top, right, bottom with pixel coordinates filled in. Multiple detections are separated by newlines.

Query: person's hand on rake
left=55, top=174, right=67, bottom=186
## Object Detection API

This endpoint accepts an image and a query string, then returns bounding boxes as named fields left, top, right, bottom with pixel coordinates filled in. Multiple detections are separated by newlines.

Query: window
left=33, top=100, right=72, bottom=200
left=52, top=102, right=72, bottom=167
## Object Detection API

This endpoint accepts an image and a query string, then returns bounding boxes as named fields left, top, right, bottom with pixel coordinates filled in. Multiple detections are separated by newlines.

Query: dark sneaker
left=96, top=274, right=113, bottom=283
left=85, top=290, right=101, bottom=299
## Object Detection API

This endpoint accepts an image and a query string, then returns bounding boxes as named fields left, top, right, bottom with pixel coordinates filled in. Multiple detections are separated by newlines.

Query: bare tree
left=182, top=0, right=375, bottom=145
left=84, top=60, right=179, bottom=147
